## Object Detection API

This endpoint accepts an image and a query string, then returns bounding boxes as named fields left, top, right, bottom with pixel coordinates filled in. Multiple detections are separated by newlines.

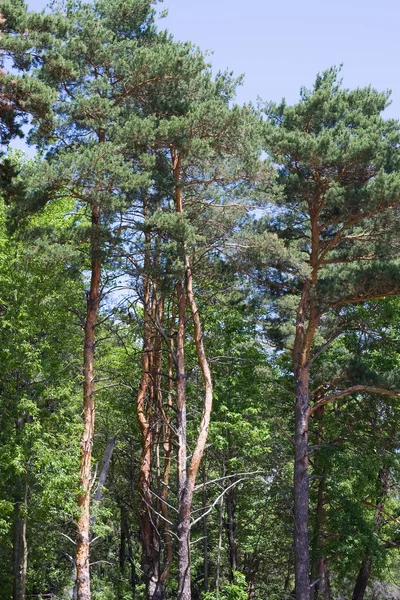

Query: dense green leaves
left=1, top=3, right=400, bottom=600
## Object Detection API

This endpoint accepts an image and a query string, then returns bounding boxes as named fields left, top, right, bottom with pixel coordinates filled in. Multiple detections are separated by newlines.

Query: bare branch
left=191, top=478, right=248, bottom=527
left=148, top=488, right=178, bottom=513
left=193, top=470, right=263, bottom=492
left=89, top=536, right=101, bottom=545
left=140, top=494, right=178, bottom=536
left=59, top=532, right=76, bottom=546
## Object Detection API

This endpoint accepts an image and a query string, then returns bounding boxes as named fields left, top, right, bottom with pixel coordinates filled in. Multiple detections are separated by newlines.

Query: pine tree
left=128, top=67, right=265, bottom=599
left=0, top=1, right=213, bottom=597
left=252, top=68, right=400, bottom=600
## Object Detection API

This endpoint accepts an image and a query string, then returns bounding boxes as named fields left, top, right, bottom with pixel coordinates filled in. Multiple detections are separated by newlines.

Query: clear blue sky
left=24, top=0, right=400, bottom=116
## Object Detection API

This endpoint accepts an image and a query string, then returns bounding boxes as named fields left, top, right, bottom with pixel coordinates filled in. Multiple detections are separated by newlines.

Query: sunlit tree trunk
left=173, top=151, right=214, bottom=600
left=76, top=204, right=101, bottom=600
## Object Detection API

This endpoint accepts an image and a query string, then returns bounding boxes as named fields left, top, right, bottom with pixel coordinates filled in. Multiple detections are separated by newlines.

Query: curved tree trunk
left=177, top=256, right=213, bottom=600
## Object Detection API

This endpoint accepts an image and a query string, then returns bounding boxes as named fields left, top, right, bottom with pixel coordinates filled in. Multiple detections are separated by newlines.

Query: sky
left=22, top=0, right=400, bottom=117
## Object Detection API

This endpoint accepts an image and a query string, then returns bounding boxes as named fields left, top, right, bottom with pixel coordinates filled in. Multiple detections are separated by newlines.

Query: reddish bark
left=136, top=221, right=168, bottom=599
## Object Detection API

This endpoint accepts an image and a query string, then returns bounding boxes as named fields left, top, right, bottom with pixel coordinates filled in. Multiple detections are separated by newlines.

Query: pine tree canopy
left=2, top=4, right=400, bottom=600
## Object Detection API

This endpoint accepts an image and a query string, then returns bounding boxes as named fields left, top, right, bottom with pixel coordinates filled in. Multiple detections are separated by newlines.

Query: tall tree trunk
left=294, top=365, right=310, bottom=600
left=292, top=275, right=319, bottom=600
left=310, top=407, right=330, bottom=600
left=215, top=495, right=224, bottom=598
left=137, top=225, right=165, bottom=600
left=120, top=507, right=136, bottom=600
left=76, top=204, right=101, bottom=600
left=176, top=279, right=190, bottom=600
left=160, top=314, right=175, bottom=586
left=173, top=150, right=213, bottom=600
left=226, top=486, right=238, bottom=578
left=202, top=461, right=209, bottom=593
left=149, top=292, right=165, bottom=600
left=352, top=555, right=372, bottom=600
left=137, top=289, right=162, bottom=599
left=13, top=467, right=28, bottom=600
left=352, top=466, right=390, bottom=600
left=176, top=257, right=214, bottom=600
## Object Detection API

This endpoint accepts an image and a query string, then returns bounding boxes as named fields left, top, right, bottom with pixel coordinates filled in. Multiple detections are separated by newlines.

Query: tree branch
left=308, top=385, right=400, bottom=416
left=193, top=470, right=263, bottom=492
left=191, top=478, right=248, bottom=527
left=306, top=330, right=344, bottom=368
left=362, top=500, right=400, bottom=527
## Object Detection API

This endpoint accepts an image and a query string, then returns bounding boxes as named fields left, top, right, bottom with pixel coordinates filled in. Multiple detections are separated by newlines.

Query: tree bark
left=173, top=149, right=214, bottom=600
left=310, top=407, right=330, bottom=600
left=90, top=436, right=116, bottom=530
left=352, top=555, right=372, bottom=600
left=226, top=486, right=238, bottom=578
left=136, top=223, right=166, bottom=600
left=76, top=204, right=101, bottom=600
left=176, top=258, right=213, bottom=600
left=137, top=292, right=163, bottom=599
left=292, top=270, right=319, bottom=600
left=13, top=466, right=28, bottom=600
left=294, top=365, right=311, bottom=600
left=176, top=279, right=190, bottom=600
left=120, top=507, right=136, bottom=599
left=352, top=466, right=390, bottom=600
left=177, top=257, right=213, bottom=600
left=160, top=315, right=175, bottom=586
left=202, top=461, right=209, bottom=593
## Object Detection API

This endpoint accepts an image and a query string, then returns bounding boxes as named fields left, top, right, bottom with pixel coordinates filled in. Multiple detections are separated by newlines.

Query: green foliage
left=2, top=1, right=400, bottom=598
left=202, top=572, right=248, bottom=600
